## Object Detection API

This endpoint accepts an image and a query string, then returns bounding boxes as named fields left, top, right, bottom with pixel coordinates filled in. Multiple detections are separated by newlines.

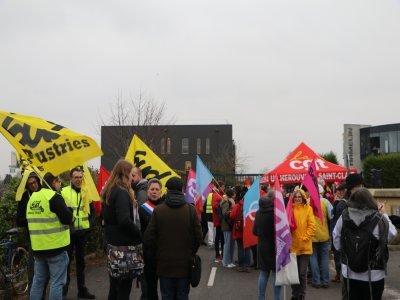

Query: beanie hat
left=43, top=172, right=58, bottom=187
left=345, top=173, right=365, bottom=190
left=165, top=176, right=183, bottom=191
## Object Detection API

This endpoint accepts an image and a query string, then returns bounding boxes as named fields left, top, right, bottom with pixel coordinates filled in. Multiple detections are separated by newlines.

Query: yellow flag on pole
left=81, top=163, right=100, bottom=214
left=0, top=110, right=103, bottom=175
left=125, top=134, right=180, bottom=193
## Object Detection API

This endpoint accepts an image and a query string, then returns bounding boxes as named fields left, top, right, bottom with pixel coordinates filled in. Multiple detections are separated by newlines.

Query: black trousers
left=144, top=264, right=159, bottom=300
left=108, top=276, right=133, bottom=300
left=347, top=278, right=384, bottom=300
left=214, top=226, right=224, bottom=258
left=66, top=231, right=87, bottom=291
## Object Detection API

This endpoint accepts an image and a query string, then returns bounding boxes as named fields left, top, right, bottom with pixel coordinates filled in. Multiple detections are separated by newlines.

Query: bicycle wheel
left=10, top=247, right=28, bottom=295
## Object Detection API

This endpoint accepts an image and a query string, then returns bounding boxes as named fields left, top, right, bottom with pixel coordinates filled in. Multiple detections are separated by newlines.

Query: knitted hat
left=165, top=177, right=183, bottom=191
left=43, top=172, right=58, bottom=187
left=345, top=173, right=365, bottom=190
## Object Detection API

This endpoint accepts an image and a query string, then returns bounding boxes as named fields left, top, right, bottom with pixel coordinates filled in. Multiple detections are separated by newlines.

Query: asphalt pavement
left=62, top=245, right=400, bottom=300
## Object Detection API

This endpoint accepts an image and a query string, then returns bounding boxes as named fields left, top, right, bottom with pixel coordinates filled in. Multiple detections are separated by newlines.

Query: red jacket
left=230, top=199, right=244, bottom=240
left=211, top=190, right=224, bottom=227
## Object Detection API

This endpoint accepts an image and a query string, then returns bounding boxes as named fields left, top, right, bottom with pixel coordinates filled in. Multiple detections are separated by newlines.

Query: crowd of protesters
left=15, top=160, right=399, bottom=300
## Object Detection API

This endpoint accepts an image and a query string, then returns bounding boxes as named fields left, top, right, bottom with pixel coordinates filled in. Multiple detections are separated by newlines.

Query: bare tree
left=98, top=91, right=175, bottom=165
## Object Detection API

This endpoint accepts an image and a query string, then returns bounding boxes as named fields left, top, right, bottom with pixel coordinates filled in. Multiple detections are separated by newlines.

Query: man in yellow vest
left=61, top=167, right=96, bottom=299
left=205, top=192, right=215, bottom=248
left=27, top=172, right=73, bottom=300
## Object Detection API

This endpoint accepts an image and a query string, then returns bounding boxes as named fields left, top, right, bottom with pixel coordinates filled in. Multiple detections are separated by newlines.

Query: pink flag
left=302, top=158, right=323, bottom=223
left=274, top=177, right=292, bottom=272
left=285, top=193, right=297, bottom=230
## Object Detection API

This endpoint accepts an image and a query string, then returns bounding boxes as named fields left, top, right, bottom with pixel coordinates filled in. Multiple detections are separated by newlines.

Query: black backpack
left=341, top=209, right=388, bottom=273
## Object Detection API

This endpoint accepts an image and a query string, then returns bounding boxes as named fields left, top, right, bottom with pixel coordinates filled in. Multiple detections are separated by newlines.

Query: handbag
left=106, top=243, right=144, bottom=279
left=190, top=254, right=202, bottom=287
left=275, top=253, right=300, bottom=286
left=188, top=204, right=202, bottom=287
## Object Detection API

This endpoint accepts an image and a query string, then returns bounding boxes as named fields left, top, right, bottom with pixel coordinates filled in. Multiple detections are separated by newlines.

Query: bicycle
left=0, top=227, right=29, bottom=298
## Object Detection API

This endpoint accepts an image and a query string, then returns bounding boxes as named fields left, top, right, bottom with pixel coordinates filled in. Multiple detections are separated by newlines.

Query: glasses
left=27, top=181, right=38, bottom=186
left=293, top=196, right=303, bottom=199
left=72, top=176, right=83, bottom=179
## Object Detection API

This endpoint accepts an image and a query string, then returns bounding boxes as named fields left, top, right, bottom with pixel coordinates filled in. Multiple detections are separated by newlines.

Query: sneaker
left=311, top=283, right=321, bottom=289
left=321, top=284, right=329, bottom=289
left=226, top=263, right=236, bottom=268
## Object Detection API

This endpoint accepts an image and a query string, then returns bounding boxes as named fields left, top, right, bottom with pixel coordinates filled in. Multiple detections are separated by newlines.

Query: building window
left=182, top=138, right=189, bottom=154
left=161, top=138, right=165, bottom=154
left=197, top=138, right=201, bottom=154
left=167, top=138, right=171, bottom=154
left=205, top=138, right=210, bottom=155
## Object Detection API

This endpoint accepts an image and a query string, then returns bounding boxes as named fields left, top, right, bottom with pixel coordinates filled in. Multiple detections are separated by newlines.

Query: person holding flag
left=287, top=188, right=316, bottom=300
left=253, top=191, right=283, bottom=300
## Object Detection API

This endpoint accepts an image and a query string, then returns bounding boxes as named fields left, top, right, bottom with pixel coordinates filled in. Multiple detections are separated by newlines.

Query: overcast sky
left=1, top=0, right=400, bottom=178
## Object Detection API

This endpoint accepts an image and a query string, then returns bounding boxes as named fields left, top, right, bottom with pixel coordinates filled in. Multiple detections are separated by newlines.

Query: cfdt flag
left=243, top=176, right=260, bottom=248
left=195, top=155, right=213, bottom=198
left=274, top=177, right=292, bottom=272
left=185, top=169, right=197, bottom=204
left=125, top=134, right=179, bottom=194
left=302, top=158, right=323, bottom=223
left=0, top=110, right=103, bottom=175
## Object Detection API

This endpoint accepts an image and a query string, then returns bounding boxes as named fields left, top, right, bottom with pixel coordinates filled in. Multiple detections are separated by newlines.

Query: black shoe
left=78, top=287, right=96, bottom=299
left=63, top=286, right=68, bottom=297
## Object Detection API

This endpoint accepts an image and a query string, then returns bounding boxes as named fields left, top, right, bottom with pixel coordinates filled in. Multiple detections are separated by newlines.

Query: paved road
left=62, top=246, right=400, bottom=300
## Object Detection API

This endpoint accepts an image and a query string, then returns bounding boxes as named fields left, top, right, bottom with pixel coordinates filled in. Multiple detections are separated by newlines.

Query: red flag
left=285, top=193, right=297, bottom=230
left=95, top=165, right=110, bottom=216
left=302, top=158, right=323, bottom=223
left=245, top=177, right=251, bottom=188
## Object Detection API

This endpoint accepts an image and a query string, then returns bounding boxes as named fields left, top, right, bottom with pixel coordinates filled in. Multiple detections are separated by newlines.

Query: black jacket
left=102, top=187, right=142, bottom=246
left=253, top=200, right=275, bottom=271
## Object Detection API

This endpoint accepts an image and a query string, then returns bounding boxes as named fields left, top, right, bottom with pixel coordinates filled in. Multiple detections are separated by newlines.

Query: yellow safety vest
left=206, top=193, right=213, bottom=214
left=61, top=186, right=90, bottom=230
left=26, top=188, right=70, bottom=251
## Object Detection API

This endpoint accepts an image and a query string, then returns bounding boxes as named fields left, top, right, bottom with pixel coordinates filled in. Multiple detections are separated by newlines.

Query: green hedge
left=363, top=154, right=400, bottom=188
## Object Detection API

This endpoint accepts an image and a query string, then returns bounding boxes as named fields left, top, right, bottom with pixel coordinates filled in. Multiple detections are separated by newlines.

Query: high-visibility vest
left=206, top=193, right=213, bottom=214
left=61, top=186, right=90, bottom=230
left=26, top=188, right=70, bottom=251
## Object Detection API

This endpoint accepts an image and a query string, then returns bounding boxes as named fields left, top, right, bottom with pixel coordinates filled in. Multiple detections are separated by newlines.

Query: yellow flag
left=125, top=134, right=180, bottom=193
left=0, top=110, right=103, bottom=175
left=81, top=164, right=100, bottom=214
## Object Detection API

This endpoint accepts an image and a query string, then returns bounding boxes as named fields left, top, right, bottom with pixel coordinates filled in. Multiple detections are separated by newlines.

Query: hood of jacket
left=259, top=197, right=273, bottom=213
left=348, top=207, right=377, bottom=226
left=165, top=190, right=186, bottom=208
left=134, top=179, right=148, bottom=191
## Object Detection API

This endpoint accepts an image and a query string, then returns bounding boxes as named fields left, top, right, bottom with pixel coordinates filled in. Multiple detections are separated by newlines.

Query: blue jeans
left=222, top=231, right=234, bottom=266
left=236, top=239, right=251, bottom=267
left=159, top=277, right=190, bottom=300
left=258, top=270, right=281, bottom=300
left=310, top=241, right=330, bottom=285
left=30, top=251, right=69, bottom=300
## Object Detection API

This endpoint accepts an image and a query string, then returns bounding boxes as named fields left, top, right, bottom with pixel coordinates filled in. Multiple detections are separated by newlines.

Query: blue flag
left=196, top=155, right=213, bottom=197
left=243, top=176, right=260, bottom=248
